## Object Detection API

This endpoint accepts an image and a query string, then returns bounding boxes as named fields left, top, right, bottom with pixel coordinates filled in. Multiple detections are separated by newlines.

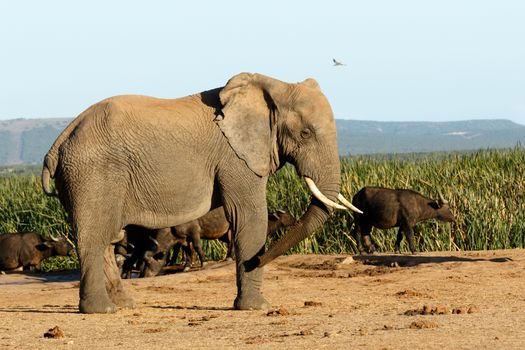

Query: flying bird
left=332, top=58, right=346, bottom=66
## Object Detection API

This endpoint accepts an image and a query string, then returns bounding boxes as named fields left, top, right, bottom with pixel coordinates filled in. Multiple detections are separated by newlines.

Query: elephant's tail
left=42, top=154, right=58, bottom=196
left=41, top=108, right=89, bottom=197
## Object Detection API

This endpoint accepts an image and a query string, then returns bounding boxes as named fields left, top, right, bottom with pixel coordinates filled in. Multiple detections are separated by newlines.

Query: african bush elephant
left=42, top=72, right=361, bottom=314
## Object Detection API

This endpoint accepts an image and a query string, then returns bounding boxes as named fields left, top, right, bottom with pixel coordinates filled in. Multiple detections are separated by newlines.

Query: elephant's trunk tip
left=256, top=254, right=270, bottom=268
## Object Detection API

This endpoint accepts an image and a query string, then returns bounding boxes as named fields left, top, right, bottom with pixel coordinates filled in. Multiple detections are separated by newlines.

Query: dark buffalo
left=267, top=209, right=297, bottom=239
left=351, top=187, right=455, bottom=254
left=118, top=226, right=182, bottom=279
left=140, top=208, right=297, bottom=277
left=0, top=232, right=74, bottom=271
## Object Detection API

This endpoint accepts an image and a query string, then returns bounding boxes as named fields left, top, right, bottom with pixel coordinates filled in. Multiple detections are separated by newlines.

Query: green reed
left=1, top=147, right=524, bottom=271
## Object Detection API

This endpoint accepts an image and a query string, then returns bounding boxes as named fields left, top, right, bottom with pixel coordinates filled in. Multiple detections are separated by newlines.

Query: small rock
left=409, top=320, right=439, bottom=329
left=266, top=307, right=289, bottom=316
left=339, top=256, right=355, bottom=265
left=143, top=328, right=167, bottom=333
left=404, top=309, right=419, bottom=316
left=358, top=328, right=369, bottom=336
left=468, top=305, right=480, bottom=314
left=44, top=326, right=65, bottom=339
left=298, top=329, right=313, bottom=336
left=434, top=305, right=450, bottom=315
left=396, top=289, right=423, bottom=298
left=452, top=306, right=468, bottom=314
left=422, top=305, right=433, bottom=315
left=304, top=301, right=322, bottom=307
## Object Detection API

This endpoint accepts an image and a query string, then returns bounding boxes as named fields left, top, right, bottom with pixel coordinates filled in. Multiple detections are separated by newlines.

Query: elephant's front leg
left=232, top=205, right=270, bottom=310
left=217, top=154, right=271, bottom=310
left=220, top=176, right=270, bottom=310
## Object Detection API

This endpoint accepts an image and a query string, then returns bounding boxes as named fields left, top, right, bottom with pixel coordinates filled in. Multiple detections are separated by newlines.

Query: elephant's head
left=217, top=73, right=361, bottom=267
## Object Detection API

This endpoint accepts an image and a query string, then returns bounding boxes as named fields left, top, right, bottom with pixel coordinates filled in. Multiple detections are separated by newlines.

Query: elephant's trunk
left=257, top=199, right=329, bottom=267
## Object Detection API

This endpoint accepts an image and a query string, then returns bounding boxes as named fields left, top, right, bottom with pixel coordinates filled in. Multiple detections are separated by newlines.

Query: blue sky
left=1, top=1, right=524, bottom=124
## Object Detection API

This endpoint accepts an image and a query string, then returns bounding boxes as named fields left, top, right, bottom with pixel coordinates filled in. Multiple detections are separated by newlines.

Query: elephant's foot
left=234, top=290, right=270, bottom=311
left=108, top=289, right=135, bottom=309
left=79, top=294, right=117, bottom=314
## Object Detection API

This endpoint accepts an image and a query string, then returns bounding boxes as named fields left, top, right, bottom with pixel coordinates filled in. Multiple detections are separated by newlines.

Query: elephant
left=41, top=72, right=361, bottom=314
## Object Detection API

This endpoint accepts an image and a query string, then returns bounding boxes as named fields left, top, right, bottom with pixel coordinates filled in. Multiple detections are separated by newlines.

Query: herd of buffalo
left=0, top=186, right=454, bottom=275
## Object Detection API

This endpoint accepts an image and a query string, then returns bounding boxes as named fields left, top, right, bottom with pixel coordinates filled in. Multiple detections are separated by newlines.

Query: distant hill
left=0, top=118, right=70, bottom=166
left=337, top=119, right=525, bottom=155
left=0, top=117, right=524, bottom=166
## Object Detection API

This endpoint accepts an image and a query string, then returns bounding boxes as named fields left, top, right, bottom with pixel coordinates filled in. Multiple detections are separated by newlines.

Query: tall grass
left=1, top=147, right=524, bottom=270
left=267, top=147, right=525, bottom=254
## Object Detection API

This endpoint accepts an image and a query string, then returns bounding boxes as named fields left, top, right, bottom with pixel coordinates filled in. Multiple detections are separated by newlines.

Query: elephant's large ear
left=217, top=73, right=285, bottom=177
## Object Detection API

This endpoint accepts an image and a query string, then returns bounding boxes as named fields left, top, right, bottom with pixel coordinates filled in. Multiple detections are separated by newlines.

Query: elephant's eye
left=300, top=128, right=312, bottom=139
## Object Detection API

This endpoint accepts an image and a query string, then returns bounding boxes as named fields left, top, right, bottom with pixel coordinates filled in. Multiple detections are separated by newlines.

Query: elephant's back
left=59, top=94, right=222, bottom=156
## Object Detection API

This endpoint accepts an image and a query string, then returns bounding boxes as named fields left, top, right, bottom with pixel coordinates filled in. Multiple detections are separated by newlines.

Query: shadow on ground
left=354, top=254, right=512, bottom=267
left=0, top=270, right=79, bottom=285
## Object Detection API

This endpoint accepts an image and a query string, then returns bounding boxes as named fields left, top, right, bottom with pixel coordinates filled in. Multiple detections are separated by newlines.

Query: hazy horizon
left=1, top=1, right=524, bottom=124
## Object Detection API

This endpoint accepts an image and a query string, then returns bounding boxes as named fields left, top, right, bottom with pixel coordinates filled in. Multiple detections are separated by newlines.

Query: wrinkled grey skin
left=351, top=187, right=455, bottom=254
left=0, top=232, right=74, bottom=271
left=42, top=73, right=342, bottom=314
left=141, top=208, right=297, bottom=277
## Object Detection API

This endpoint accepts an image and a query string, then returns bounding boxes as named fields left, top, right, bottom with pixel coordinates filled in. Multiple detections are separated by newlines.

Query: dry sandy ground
left=0, top=249, right=524, bottom=350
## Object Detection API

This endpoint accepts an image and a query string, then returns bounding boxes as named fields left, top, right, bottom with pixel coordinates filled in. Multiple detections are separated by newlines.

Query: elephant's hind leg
left=78, top=243, right=116, bottom=314
left=104, top=245, right=135, bottom=309
left=76, top=216, right=121, bottom=314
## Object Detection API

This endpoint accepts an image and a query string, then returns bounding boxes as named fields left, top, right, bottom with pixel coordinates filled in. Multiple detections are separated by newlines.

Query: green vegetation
left=1, top=147, right=524, bottom=271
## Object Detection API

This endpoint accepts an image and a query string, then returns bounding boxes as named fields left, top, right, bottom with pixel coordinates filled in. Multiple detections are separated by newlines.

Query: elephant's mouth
left=304, top=177, right=362, bottom=213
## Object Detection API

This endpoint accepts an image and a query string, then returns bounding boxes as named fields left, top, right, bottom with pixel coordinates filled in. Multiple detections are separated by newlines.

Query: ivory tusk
left=304, top=177, right=347, bottom=210
left=337, top=193, right=364, bottom=214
